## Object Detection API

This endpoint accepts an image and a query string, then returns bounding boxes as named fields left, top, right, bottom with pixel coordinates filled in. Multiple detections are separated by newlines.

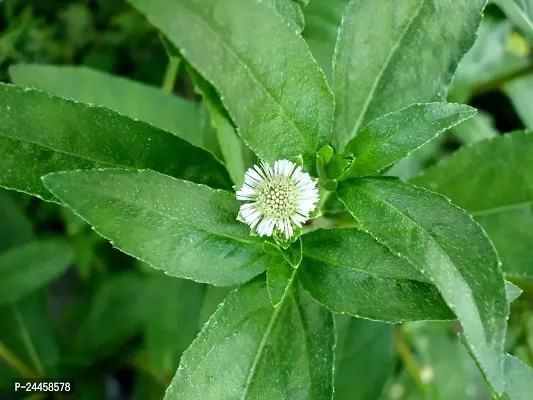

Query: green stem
left=318, top=186, right=332, bottom=212
left=14, top=307, right=44, bottom=376
left=394, top=326, right=431, bottom=397
left=0, top=340, right=40, bottom=378
left=161, top=56, right=181, bottom=94
left=472, top=63, right=533, bottom=96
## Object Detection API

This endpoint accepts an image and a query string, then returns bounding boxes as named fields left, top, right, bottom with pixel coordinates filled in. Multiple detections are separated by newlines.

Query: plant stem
left=0, top=340, right=40, bottom=378
left=393, top=325, right=431, bottom=398
left=161, top=56, right=181, bottom=94
left=14, top=307, right=44, bottom=376
left=472, top=63, right=533, bottom=96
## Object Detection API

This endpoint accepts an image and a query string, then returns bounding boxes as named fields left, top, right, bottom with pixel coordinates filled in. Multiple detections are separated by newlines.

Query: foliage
left=1, top=0, right=533, bottom=399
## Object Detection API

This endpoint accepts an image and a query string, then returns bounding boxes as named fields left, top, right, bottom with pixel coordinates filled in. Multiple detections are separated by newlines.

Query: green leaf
left=188, top=67, right=248, bottom=187
left=127, top=0, right=334, bottom=167
left=164, top=275, right=334, bottom=399
left=325, top=155, right=351, bottom=180
left=198, top=285, right=234, bottom=327
left=450, top=111, right=499, bottom=145
left=503, top=354, right=533, bottom=400
left=0, top=84, right=232, bottom=201
left=0, top=193, right=57, bottom=381
left=0, top=291, right=59, bottom=379
left=385, top=136, right=444, bottom=181
left=505, top=76, right=533, bottom=130
left=506, top=281, right=522, bottom=303
left=76, top=272, right=149, bottom=355
left=279, top=238, right=303, bottom=267
left=477, top=208, right=533, bottom=278
left=206, top=111, right=246, bottom=187
left=43, top=169, right=270, bottom=286
left=333, top=0, right=486, bottom=150
left=271, top=0, right=305, bottom=33
left=144, top=273, right=206, bottom=377
left=493, top=0, right=533, bottom=44
left=340, top=103, right=476, bottom=179
left=411, top=131, right=533, bottom=277
left=267, top=254, right=294, bottom=306
left=334, top=315, right=393, bottom=400
left=299, top=228, right=453, bottom=322
left=0, top=240, right=73, bottom=306
left=337, top=178, right=509, bottom=393
left=8, top=64, right=211, bottom=150
left=0, top=190, right=33, bottom=251
left=302, top=0, right=350, bottom=84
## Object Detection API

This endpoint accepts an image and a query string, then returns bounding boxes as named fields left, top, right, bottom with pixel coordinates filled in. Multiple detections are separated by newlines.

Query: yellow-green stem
left=161, top=56, right=181, bottom=94
left=14, top=308, right=44, bottom=376
left=394, top=326, right=432, bottom=398
left=0, top=340, right=40, bottom=378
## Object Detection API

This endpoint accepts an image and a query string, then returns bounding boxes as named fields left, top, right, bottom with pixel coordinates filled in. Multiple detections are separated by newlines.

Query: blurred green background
left=0, top=0, right=532, bottom=399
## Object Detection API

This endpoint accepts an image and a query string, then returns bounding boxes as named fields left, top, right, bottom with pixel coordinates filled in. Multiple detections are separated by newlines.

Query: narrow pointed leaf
left=411, top=131, right=533, bottom=277
left=302, top=0, right=351, bottom=83
left=43, top=169, right=269, bottom=286
left=337, top=178, right=509, bottom=393
left=333, top=0, right=486, bottom=149
left=0, top=84, right=231, bottom=201
left=8, top=64, right=210, bottom=150
left=506, top=282, right=522, bottom=303
left=165, top=276, right=334, bottom=399
left=271, top=0, right=305, bottom=33
left=341, top=103, right=476, bottom=179
left=127, top=0, right=334, bottom=166
left=189, top=68, right=248, bottom=187
left=0, top=240, right=73, bottom=306
left=299, top=228, right=453, bottom=322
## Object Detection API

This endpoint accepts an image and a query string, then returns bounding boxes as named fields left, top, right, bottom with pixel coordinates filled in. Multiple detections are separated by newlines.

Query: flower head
left=236, top=159, right=319, bottom=239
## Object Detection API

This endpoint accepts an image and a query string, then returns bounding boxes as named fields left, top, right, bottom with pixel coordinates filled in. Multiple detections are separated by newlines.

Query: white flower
left=236, top=159, right=319, bottom=239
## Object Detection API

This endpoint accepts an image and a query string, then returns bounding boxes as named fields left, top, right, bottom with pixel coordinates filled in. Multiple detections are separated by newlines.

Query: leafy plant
left=1, top=0, right=533, bottom=399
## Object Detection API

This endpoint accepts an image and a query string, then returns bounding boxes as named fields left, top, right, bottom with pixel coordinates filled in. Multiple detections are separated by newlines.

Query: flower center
left=255, top=176, right=298, bottom=219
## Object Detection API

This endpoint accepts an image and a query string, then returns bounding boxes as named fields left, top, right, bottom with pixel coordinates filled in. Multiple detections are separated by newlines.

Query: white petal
left=253, top=164, right=267, bottom=180
left=292, top=211, right=309, bottom=224
left=283, top=219, right=293, bottom=239
left=257, top=217, right=275, bottom=236
left=260, top=161, right=273, bottom=178
left=244, top=170, right=264, bottom=187
left=277, top=218, right=286, bottom=236
left=236, top=188, right=256, bottom=200
left=239, top=203, right=257, bottom=215
left=248, top=213, right=262, bottom=229
left=274, top=160, right=281, bottom=176
left=239, top=204, right=262, bottom=229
